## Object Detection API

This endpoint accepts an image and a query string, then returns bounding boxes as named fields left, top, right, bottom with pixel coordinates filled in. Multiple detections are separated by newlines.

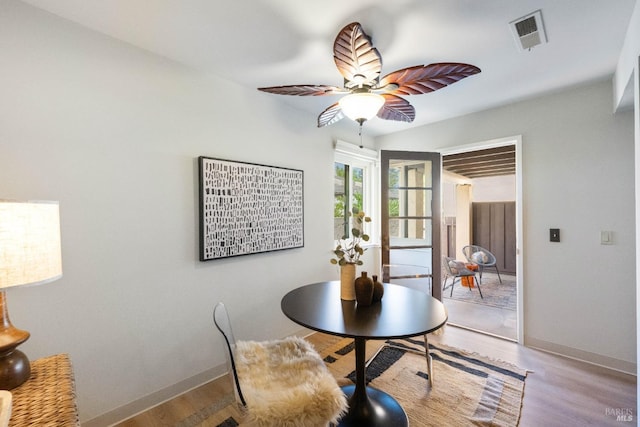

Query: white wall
left=472, top=175, right=515, bottom=202
left=377, top=79, right=636, bottom=372
left=442, top=171, right=470, bottom=217
left=613, top=0, right=640, bottom=412
left=0, top=1, right=373, bottom=423
left=455, top=184, right=471, bottom=261
left=614, top=0, right=640, bottom=110
left=2, top=1, right=636, bottom=423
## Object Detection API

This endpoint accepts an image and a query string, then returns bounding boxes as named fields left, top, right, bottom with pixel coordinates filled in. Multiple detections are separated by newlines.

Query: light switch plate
left=600, top=230, right=613, bottom=245
left=550, top=228, right=560, bottom=242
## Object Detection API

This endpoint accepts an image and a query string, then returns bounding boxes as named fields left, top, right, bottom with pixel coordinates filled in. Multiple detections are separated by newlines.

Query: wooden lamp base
left=0, top=348, right=30, bottom=389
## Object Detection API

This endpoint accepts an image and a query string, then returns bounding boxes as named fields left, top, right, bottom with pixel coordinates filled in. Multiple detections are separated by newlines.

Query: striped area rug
left=325, top=336, right=527, bottom=427
left=182, top=336, right=527, bottom=427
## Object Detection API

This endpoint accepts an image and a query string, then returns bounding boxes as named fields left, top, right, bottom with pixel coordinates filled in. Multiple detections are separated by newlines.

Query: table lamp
left=0, top=200, right=62, bottom=389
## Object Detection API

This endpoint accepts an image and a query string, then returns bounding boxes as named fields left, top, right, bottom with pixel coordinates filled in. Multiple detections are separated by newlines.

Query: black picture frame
left=198, top=156, right=304, bottom=261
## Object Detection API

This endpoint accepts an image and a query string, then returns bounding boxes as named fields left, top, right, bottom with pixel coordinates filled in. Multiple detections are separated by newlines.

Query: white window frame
left=333, top=140, right=379, bottom=246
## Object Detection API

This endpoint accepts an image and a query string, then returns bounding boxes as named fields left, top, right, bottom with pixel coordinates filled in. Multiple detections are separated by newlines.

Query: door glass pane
left=389, top=248, right=432, bottom=265
left=388, top=165, right=401, bottom=189
left=389, top=189, right=432, bottom=217
left=389, top=219, right=432, bottom=245
left=388, top=160, right=432, bottom=187
left=383, top=257, right=432, bottom=293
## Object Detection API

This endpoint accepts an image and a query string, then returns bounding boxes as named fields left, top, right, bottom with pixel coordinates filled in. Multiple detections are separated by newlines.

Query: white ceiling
left=21, top=0, right=637, bottom=136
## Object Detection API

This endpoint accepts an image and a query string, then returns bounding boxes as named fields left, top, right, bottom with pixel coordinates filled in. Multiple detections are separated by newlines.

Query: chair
left=462, top=245, right=503, bottom=284
left=212, top=302, right=347, bottom=427
left=372, top=267, right=436, bottom=387
left=368, top=333, right=436, bottom=387
left=442, top=256, right=483, bottom=298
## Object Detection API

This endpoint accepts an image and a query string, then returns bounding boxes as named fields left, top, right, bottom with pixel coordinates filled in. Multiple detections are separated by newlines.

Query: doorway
left=439, top=137, right=523, bottom=342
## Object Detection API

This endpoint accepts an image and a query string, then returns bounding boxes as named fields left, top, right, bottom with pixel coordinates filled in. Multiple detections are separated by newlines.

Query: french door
left=381, top=151, right=442, bottom=300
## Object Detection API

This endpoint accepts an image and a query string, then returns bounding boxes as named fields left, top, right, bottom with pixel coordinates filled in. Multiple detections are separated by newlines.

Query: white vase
left=340, top=263, right=356, bottom=300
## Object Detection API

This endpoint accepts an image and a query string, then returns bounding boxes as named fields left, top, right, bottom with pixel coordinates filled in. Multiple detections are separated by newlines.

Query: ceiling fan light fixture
left=258, top=22, right=480, bottom=128
left=339, top=92, right=385, bottom=123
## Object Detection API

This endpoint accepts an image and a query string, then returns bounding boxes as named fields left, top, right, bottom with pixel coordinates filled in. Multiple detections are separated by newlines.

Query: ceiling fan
left=258, top=22, right=481, bottom=130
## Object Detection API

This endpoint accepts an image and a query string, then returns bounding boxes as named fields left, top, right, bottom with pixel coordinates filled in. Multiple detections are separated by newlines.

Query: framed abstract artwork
left=198, top=156, right=304, bottom=261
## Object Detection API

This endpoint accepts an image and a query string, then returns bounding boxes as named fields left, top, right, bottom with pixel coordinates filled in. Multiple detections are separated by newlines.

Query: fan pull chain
left=359, top=123, right=363, bottom=148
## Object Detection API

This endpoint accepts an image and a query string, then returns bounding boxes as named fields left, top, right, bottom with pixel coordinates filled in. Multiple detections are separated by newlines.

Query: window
left=333, top=141, right=378, bottom=242
left=333, top=162, right=364, bottom=239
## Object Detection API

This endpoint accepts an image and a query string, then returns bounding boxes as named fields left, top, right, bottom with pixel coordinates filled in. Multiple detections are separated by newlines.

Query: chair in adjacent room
left=442, top=256, right=483, bottom=298
left=462, top=245, right=503, bottom=284
left=212, top=302, right=347, bottom=427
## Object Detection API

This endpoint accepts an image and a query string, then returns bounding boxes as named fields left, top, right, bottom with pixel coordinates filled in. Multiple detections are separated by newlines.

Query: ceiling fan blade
left=378, top=63, right=481, bottom=95
left=377, top=94, right=415, bottom=122
left=317, top=102, right=345, bottom=127
left=258, top=85, right=345, bottom=96
left=333, top=22, right=382, bottom=86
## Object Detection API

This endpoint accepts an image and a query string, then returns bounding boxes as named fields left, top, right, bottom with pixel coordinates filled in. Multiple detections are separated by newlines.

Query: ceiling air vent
left=509, top=10, right=547, bottom=51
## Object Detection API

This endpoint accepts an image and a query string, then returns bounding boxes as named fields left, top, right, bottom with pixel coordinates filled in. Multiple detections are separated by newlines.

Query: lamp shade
left=0, top=201, right=62, bottom=289
left=338, top=92, right=385, bottom=122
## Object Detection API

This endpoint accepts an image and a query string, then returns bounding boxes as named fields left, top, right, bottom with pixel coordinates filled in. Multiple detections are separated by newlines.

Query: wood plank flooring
left=115, top=327, right=636, bottom=426
left=431, top=328, right=636, bottom=426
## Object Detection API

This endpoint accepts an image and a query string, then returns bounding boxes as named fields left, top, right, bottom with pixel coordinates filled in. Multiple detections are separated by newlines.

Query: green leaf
left=352, top=228, right=360, bottom=237
left=356, top=260, right=364, bottom=265
left=338, top=259, right=347, bottom=266
left=330, top=259, right=338, bottom=264
left=362, top=235, right=370, bottom=241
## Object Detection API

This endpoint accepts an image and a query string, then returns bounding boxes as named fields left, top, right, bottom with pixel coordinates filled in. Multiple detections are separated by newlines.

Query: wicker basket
left=10, top=354, right=80, bottom=426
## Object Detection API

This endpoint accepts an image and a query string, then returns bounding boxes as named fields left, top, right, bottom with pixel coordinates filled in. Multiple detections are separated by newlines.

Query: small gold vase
left=340, top=263, right=356, bottom=300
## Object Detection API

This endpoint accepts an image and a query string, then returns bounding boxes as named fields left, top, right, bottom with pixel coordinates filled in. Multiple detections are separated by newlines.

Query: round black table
left=281, top=281, right=447, bottom=427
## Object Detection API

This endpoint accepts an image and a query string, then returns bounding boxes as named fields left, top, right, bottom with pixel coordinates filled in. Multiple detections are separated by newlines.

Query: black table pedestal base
left=338, top=385, right=409, bottom=427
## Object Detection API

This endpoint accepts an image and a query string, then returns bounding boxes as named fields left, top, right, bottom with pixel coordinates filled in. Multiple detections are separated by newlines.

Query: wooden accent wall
left=472, top=202, right=516, bottom=274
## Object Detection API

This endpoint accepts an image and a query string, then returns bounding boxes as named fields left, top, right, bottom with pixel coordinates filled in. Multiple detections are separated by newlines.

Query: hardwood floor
left=430, top=327, right=636, bottom=426
left=115, top=327, right=636, bottom=426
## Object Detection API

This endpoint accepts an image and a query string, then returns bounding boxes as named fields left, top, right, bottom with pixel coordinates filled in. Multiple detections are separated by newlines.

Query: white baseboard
left=82, top=364, right=227, bottom=427
left=525, top=336, right=636, bottom=376
left=82, top=329, right=314, bottom=426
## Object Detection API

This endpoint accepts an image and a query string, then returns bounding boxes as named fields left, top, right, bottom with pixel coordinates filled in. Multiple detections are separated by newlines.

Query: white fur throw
left=235, top=336, right=347, bottom=427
